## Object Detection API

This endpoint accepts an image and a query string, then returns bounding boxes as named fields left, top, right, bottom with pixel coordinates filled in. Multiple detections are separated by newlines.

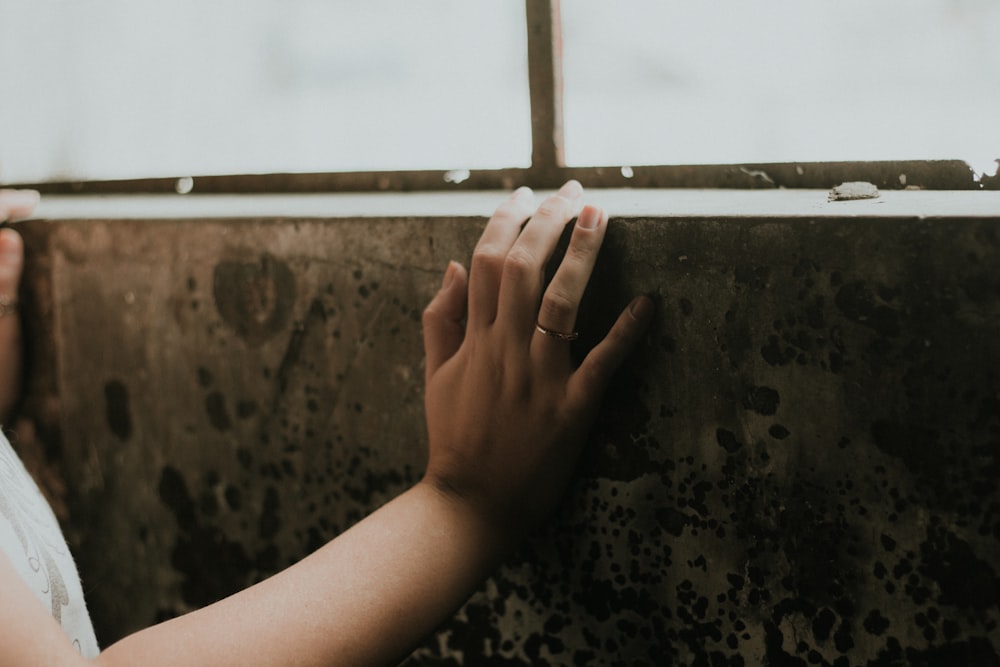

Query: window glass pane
left=562, top=0, right=1000, bottom=173
left=0, top=1, right=529, bottom=183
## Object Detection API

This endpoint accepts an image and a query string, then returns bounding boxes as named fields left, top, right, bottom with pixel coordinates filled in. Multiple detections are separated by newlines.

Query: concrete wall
left=12, top=197, right=1000, bottom=665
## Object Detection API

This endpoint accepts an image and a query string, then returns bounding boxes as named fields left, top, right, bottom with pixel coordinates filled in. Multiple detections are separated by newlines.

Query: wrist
left=415, top=476, right=524, bottom=558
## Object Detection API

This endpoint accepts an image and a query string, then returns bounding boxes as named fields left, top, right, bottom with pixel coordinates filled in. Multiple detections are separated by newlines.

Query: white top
left=0, top=431, right=99, bottom=658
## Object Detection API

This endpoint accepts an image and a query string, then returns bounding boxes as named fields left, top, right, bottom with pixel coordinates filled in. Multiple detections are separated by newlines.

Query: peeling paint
left=828, top=181, right=880, bottom=201
left=738, top=166, right=776, bottom=187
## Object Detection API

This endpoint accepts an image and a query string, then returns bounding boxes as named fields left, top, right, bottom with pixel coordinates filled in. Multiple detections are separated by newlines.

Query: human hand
left=0, top=190, right=31, bottom=424
left=0, top=189, right=39, bottom=222
left=421, top=181, right=653, bottom=540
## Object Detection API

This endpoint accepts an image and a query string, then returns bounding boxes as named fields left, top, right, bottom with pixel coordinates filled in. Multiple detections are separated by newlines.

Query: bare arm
left=0, top=182, right=652, bottom=666
left=98, top=483, right=510, bottom=667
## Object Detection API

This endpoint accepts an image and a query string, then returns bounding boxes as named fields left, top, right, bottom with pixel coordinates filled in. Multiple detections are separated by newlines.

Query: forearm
left=96, top=481, right=507, bottom=667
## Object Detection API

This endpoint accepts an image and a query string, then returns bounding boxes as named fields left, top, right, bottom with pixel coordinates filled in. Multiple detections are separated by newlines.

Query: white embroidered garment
left=0, top=431, right=99, bottom=657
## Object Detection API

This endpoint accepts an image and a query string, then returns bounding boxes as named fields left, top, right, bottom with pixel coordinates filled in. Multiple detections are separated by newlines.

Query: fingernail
left=630, top=295, right=654, bottom=322
left=558, top=180, right=583, bottom=200
left=512, top=186, right=533, bottom=200
left=576, top=206, right=602, bottom=230
left=441, top=261, right=457, bottom=289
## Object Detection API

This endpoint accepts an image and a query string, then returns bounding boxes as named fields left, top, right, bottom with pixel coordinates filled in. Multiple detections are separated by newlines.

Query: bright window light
left=0, top=1, right=530, bottom=183
left=562, top=0, right=1000, bottom=170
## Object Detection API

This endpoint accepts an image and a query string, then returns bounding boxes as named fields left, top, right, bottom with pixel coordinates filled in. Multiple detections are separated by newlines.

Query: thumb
left=0, top=228, right=24, bottom=296
left=422, top=261, right=468, bottom=382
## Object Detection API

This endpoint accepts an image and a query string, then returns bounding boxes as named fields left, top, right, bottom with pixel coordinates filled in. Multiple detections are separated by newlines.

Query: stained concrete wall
left=11, top=195, right=1000, bottom=665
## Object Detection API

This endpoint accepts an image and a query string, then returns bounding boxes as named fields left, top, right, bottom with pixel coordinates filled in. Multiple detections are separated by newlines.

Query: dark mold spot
left=157, top=466, right=252, bottom=609
left=812, top=607, right=836, bottom=641
left=224, top=484, right=242, bottom=511
left=761, top=335, right=795, bottom=367
left=863, top=610, right=890, bottom=636
left=734, top=265, right=769, bottom=290
left=213, top=254, right=295, bottom=346
left=204, top=391, right=232, bottom=432
left=834, top=280, right=900, bottom=338
left=919, top=524, right=999, bottom=610
left=236, top=400, right=258, bottom=419
left=870, top=421, right=941, bottom=478
left=716, top=428, right=743, bottom=453
left=768, top=424, right=790, bottom=439
left=104, top=379, right=132, bottom=441
left=158, top=466, right=191, bottom=524
left=742, top=385, right=780, bottom=416
left=655, top=507, right=688, bottom=537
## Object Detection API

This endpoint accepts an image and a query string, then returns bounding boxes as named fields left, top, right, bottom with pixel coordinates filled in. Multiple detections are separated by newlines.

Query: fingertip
left=558, top=180, right=583, bottom=200
left=513, top=186, right=534, bottom=201
left=628, top=294, right=655, bottom=326
left=440, top=260, right=468, bottom=288
left=508, top=187, right=536, bottom=214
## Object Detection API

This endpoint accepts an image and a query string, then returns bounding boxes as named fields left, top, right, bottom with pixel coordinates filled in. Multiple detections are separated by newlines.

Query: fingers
left=0, top=190, right=40, bottom=222
left=531, top=205, right=607, bottom=357
left=422, top=261, right=469, bottom=382
left=569, top=295, right=654, bottom=409
left=495, top=181, right=584, bottom=333
left=467, top=187, right=536, bottom=330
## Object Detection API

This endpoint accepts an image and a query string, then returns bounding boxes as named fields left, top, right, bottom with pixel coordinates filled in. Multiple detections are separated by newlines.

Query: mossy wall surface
left=15, top=213, right=1000, bottom=665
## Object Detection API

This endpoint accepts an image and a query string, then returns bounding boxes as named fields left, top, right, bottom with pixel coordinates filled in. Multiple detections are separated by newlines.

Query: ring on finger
left=535, top=321, right=578, bottom=342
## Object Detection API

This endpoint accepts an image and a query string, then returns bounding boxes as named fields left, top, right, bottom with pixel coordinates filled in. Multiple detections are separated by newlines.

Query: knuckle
left=584, top=356, right=609, bottom=382
left=502, top=246, right=538, bottom=277
left=575, top=355, right=609, bottom=393
left=539, top=286, right=576, bottom=322
left=471, top=245, right=506, bottom=273
left=562, top=240, right=594, bottom=266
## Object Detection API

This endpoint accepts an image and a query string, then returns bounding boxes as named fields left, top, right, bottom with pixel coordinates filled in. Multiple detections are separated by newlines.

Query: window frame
left=8, top=0, right=996, bottom=195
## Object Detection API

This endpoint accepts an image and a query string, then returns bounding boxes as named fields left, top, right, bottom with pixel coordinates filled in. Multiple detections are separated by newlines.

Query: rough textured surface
left=11, top=210, right=1000, bottom=665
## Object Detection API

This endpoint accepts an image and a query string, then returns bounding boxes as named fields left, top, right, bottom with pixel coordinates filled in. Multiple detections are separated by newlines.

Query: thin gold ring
left=535, top=321, right=578, bottom=342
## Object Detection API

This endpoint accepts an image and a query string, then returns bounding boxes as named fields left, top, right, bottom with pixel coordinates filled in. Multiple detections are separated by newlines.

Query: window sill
left=27, top=188, right=1000, bottom=222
